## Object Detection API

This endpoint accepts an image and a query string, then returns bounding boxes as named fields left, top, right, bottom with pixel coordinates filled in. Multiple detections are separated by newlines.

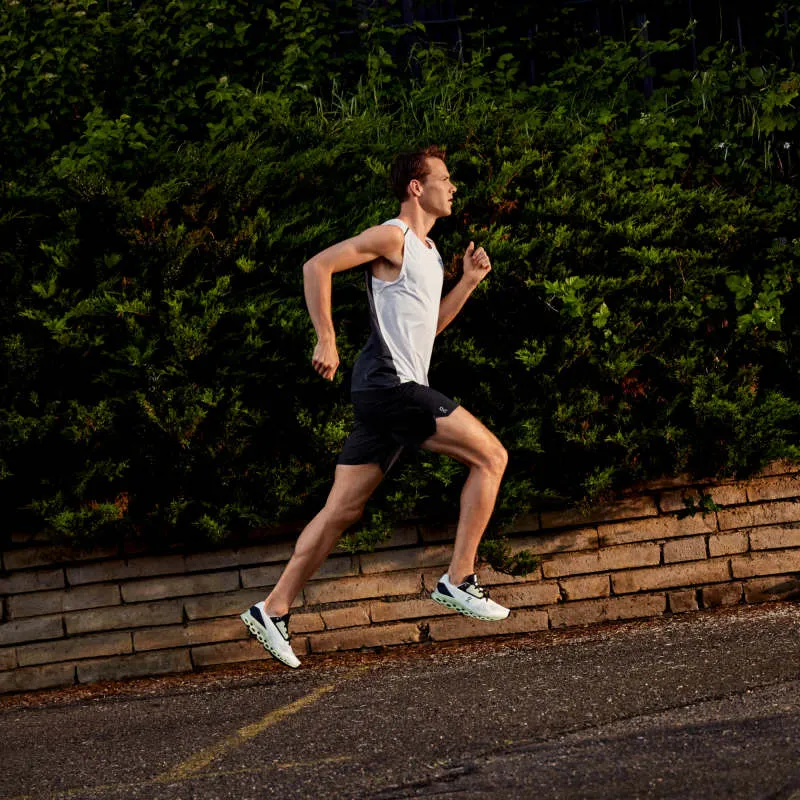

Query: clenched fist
left=312, top=337, right=339, bottom=381
left=463, top=241, right=491, bottom=286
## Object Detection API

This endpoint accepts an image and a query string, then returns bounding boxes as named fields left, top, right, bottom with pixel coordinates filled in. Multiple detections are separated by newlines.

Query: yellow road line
left=1, top=665, right=369, bottom=800
left=155, top=664, right=369, bottom=783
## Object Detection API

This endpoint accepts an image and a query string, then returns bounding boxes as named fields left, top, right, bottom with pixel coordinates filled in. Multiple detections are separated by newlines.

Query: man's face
left=413, top=158, right=456, bottom=217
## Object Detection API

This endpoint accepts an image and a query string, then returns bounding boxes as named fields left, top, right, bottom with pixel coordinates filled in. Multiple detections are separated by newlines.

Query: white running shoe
left=430, top=573, right=510, bottom=621
left=240, top=601, right=301, bottom=668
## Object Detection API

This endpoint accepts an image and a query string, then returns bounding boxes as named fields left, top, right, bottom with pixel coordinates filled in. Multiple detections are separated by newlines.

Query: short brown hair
left=389, top=145, right=447, bottom=201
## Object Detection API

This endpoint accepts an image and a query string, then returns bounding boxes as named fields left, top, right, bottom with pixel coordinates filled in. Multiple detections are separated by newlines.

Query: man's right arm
left=303, top=224, right=403, bottom=381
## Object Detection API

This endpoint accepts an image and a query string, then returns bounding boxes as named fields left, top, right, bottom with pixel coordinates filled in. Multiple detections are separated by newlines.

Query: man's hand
left=312, top=336, right=339, bottom=381
left=463, top=241, right=491, bottom=286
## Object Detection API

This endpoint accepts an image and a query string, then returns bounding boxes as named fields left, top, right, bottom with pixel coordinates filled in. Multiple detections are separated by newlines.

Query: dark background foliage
left=1, top=1, right=798, bottom=573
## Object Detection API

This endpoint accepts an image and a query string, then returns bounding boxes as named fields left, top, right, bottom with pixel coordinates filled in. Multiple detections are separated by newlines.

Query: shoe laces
left=459, top=575, right=490, bottom=600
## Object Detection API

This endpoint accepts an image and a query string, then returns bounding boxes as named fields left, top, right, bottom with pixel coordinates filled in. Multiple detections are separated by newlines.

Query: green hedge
left=1, top=2, right=799, bottom=575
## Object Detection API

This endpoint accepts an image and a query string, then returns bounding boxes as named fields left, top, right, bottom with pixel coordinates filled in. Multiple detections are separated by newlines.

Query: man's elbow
left=303, top=258, right=331, bottom=281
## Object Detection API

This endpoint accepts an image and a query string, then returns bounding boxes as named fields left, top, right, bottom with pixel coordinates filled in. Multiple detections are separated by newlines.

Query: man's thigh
left=419, top=405, right=504, bottom=468
left=325, top=463, right=386, bottom=514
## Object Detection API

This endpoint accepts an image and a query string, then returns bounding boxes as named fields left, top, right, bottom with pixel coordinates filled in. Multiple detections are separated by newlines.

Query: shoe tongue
left=462, top=573, right=478, bottom=585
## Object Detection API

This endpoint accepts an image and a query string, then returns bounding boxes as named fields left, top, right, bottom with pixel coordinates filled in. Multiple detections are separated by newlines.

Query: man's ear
left=409, top=178, right=422, bottom=197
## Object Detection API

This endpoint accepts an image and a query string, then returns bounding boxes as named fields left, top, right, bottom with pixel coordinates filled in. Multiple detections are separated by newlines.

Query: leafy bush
left=1, top=2, right=798, bottom=573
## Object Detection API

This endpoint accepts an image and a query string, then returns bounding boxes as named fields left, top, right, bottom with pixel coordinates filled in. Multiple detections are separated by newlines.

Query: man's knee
left=479, top=442, right=508, bottom=476
left=324, top=501, right=365, bottom=528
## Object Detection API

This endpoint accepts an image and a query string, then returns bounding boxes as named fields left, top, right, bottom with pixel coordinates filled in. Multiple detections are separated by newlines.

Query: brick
left=8, top=531, right=52, bottom=545
left=121, top=572, right=239, bottom=603
left=612, top=559, right=730, bottom=594
left=184, top=589, right=303, bottom=621
left=755, top=459, right=800, bottom=477
left=238, top=564, right=284, bottom=589
left=0, top=615, right=63, bottom=646
left=542, top=543, right=661, bottom=579
left=490, top=582, right=561, bottom=608
left=599, top=514, right=715, bottom=548
left=475, top=564, right=544, bottom=586
left=7, top=591, right=61, bottom=619
left=749, top=524, right=800, bottom=550
left=8, top=584, right=121, bottom=619
left=191, top=639, right=272, bottom=667
left=372, top=526, right=419, bottom=549
left=309, top=622, right=422, bottom=653
left=663, top=536, right=707, bottom=564
left=0, top=569, right=65, bottom=596
left=369, top=598, right=453, bottom=623
left=184, top=549, right=242, bottom=572
left=745, top=475, right=800, bottom=503
left=134, top=618, right=245, bottom=651
left=0, top=663, right=75, bottom=695
left=3, top=544, right=119, bottom=571
left=241, top=555, right=357, bottom=589
left=320, top=607, right=370, bottom=629
left=718, top=500, right=800, bottom=531
left=709, top=531, right=749, bottom=557
left=701, top=584, right=742, bottom=608
left=508, top=528, right=598, bottom=556
left=0, top=647, right=17, bottom=670
left=503, top=512, right=541, bottom=534
left=17, top=632, right=131, bottom=667
left=659, top=486, right=747, bottom=513
left=77, top=650, right=192, bottom=685
left=627, top=473, right=696, bottom=492
left=66, top=560, right=128, bottom=585
left=288, top=612, right=325, bottom=633
left=360, top=545, right=450, bottom=575
left=744, top=574, right=800, bottom=603
left=549, top=594, right=666, bottom=628
left=233, top=541, right=296, bottom=565
left=428, top=610, right=548, bottom=641
left=730, top=549, right=800, bottom=579
left=668, top=589, right=699, bottom=613
left=65, top=600, right=183, bottom=635
left=559, top=575, right=610, bottom=601
left=185, top=541, right=296, bottom=572
left=68, top=555, right=189, bottom=585
left=419, top=523, right=458, bottom=543
left=304, top=570, right=421, bottom=606
left=192, top=636, right=310, bottom=667
left=541, top=495, right=658, bottom=530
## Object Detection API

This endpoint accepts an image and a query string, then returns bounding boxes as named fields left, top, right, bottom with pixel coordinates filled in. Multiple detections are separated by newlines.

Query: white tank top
left=350, top=218, right=444, bottom=391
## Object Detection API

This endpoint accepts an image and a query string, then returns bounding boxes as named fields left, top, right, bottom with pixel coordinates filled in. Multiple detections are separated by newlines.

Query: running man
left=241, top=146, right=510, bottom=668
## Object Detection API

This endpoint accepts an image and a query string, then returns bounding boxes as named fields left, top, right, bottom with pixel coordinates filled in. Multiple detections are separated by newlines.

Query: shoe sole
left=240, top=611, right=300, bottom=668
left=430, top=591, right=510, bottom=621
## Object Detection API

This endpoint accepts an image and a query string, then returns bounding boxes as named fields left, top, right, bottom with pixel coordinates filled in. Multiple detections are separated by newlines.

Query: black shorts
left=336, top=381, right=460, bottom=475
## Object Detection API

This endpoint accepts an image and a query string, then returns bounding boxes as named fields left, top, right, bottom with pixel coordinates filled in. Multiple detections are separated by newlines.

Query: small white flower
left=206, top=21, right=214, bottom=30
left=218, top=75, right=228, bottom=85
left=172, top=59, right=180, bottom=66
left=783, top=142, right=791, bottom=150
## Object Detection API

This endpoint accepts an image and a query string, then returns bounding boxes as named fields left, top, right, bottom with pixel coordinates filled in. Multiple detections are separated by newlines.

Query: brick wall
left=2, top=459, right=800, bottom=695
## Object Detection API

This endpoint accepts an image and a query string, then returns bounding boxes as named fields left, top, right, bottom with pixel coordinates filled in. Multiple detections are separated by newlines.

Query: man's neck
left=396, top=205, right=437, bottom=243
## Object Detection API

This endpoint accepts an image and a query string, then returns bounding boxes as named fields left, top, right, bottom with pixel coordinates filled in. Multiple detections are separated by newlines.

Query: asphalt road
left=2, top=601, right=800, bottom=800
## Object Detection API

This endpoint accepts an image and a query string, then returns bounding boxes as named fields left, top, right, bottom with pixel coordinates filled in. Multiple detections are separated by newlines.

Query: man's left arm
left=436, top=241, right=492, bottom=335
